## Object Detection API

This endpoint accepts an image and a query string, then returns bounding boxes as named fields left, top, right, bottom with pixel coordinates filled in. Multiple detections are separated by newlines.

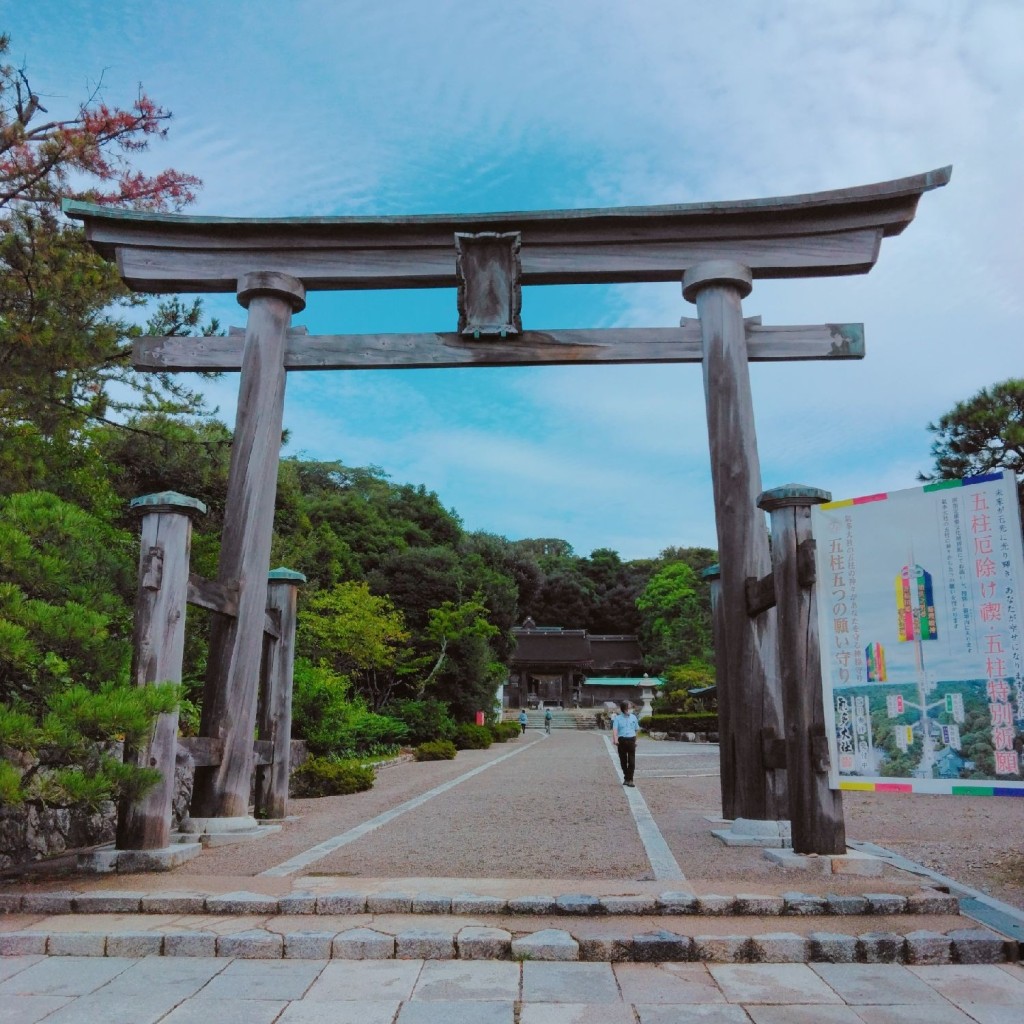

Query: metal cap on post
left=757, top=484, right=832, bottom=513
left=130, top=491, right=208, bottom=519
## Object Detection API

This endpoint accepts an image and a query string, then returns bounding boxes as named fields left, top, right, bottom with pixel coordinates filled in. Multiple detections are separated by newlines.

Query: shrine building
left=506, top=620, right=662, bottom=709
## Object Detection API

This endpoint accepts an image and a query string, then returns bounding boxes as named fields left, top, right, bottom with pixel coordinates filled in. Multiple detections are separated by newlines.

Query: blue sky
left=10, top=1, right=1024, bottom=559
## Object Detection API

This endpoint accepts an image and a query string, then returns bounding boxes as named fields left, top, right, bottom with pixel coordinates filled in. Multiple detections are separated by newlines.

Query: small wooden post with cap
left=757, top=484, right=846, bottom=855
left=254, top=567, right=306, bottom=821
left=117, top=491, right=207, bottom=851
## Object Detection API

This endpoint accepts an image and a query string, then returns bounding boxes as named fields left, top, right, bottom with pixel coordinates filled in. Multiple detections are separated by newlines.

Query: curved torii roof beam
left=64, top=166, right=950, bottom=294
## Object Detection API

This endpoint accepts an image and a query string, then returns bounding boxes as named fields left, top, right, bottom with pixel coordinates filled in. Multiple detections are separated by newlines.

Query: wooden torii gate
left=66, top=166, right=950, bottom=844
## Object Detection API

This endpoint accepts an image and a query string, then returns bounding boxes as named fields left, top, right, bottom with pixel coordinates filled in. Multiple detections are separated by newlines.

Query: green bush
left=290, top=755, right=375, bottom=798
left=640, top=712, right=718, bottom=734
left=291, top=658, right=407, bottom=756
left=454, top=722, right=492, bottom=749
left=413, top=739, right=457, bottom=761
left=386, top=698, right=456, bottom=745
left=486, top=721, right=520, bottom=743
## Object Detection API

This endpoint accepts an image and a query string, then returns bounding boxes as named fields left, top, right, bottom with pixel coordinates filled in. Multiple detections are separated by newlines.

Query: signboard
left=812, top=471, right=1024, bottom=795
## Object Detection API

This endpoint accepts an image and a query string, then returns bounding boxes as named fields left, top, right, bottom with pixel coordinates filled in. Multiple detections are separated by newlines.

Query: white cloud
left=11, top=0, right=1023, bottom=558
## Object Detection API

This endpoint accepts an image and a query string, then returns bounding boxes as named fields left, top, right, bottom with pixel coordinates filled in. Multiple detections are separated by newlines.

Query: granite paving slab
left=519, top=1005, right=635, bottom=1023
left=277, top=1002, right=401, bottom=1024
left=198, top=957, right=325, bottom=1000
left=396, top=1000, right=514, bottom=1024
left=635, top=1007, right=757, bottom=1023
left=157, top=995, right=289, bottom=1024
left=708, top=963, right=844, bottom=1004
left=810, top=962, right=947, bottom=1004
left=301, top=959, right=421, bottom=1001
left=521, top=961, right=619, bottom=1003
left=907, top=962, right=1024, bottom=1004
left=614, top=962, right=725, bottom=1003
left=410, top=960, right=520, bottom=1001
left=0, top=955, right=133, bottom=996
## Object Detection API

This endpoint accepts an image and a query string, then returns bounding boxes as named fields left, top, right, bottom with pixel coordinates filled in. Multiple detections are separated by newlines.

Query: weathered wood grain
left=190, top=274, right=304, bottom=821
left=254, top=570, right=303, bottom=820
left=687, top=261, right=787, bottom=822
left=109, top=229, right=884, bottom=291
left=133, top=322, right=865, bottom=372
left=66, top=167, right=950, bottom=292
left=759, top=486, right=846, bottom=854
left=118, top=497, right=199, bottom=850
left=702, top=564, right=737, bottom=819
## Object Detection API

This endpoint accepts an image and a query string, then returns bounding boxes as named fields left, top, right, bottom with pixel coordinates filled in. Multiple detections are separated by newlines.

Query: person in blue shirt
left=612, top=700, right=639, bottom=786
left=518, top=709, right=528, bottom=735
left=544, top=708, right=553, bottom=734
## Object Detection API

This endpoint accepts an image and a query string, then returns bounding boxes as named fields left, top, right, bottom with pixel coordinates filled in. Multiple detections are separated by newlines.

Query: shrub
left=414, top=739, right=457, bottom=761
left=487, top=721, right=520, bottom=743
left=640, top=712, right=718, bottom=734
left=386, top=698, right=456, bottom=745
left=291, top=658, right=407, bottom=756
left=454, top=723, right=492, bottom=750
left=290, top=755, right=375, bottom=798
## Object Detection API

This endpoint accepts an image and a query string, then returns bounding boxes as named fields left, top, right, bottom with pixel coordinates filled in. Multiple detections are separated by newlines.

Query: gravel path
left=165, top=732, right=1023, bottom=909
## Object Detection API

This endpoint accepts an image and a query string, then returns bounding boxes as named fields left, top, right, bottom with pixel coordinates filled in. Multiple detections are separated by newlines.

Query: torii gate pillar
left=684, top=261, right=787, bottom=822
left=190, top=271, right=306, bottom=822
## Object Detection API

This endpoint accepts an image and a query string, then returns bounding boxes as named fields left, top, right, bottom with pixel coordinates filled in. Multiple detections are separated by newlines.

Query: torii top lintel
left=64, top=167, right=950, bottom=294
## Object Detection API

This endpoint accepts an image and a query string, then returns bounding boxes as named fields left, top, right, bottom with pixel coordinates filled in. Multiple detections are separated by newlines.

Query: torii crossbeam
left=66, top=167, right=950, bottom=842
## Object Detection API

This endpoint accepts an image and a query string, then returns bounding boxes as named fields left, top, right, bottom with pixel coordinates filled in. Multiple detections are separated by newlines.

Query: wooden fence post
left=117, top=491, right=207, bottom=851
left=254, top=567, right=305, bottom=821
left=191, top=271, right=306, bottom=822
left=684, top=261, right=787, bottom=822
left=758, top=484, right=846, bottom=854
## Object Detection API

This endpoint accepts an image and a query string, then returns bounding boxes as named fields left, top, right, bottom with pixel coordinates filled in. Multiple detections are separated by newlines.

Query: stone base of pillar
left=77, top=842, right=204, bottom=873
left=764, top=847, right=884, bottom=876
left=180, top=815, right=283, bottom=848
left=711, top=817, right=792, bottom=848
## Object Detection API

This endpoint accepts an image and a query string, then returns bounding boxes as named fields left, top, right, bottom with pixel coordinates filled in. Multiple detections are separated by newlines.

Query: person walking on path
left=519, top=709, right=528, bottom=735
left=544, top=707, right=553, bottom=734
left=612, top=700, right=639, bottom=786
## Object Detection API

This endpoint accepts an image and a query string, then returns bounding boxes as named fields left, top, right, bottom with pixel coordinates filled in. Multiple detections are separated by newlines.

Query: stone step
left=0, top=887, right=963, bottom=918
left=0, top=918, right=1013, bottom=964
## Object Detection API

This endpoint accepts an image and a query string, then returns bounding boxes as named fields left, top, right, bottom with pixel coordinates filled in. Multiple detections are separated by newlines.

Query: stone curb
left=0, top=888, right=960, bottom=918
left=0, top=925, right=1013, bottom=963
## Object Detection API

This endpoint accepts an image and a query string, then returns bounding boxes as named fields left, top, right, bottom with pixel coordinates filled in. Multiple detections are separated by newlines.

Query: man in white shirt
left=612, top=700, right=639, bottom=786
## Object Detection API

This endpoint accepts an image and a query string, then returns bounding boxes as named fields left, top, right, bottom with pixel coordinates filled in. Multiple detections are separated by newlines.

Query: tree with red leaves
left=0, top=36, right=199, bottom=212
left=0, top=33, right=216, bottom=504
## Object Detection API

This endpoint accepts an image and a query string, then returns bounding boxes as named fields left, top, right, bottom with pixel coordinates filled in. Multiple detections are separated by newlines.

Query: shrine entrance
left=66, top=166, right=949, bottom=859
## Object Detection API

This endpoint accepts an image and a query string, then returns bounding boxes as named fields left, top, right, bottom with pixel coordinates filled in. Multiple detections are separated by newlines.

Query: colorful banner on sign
left=811, top=471, right=1024, bottom=796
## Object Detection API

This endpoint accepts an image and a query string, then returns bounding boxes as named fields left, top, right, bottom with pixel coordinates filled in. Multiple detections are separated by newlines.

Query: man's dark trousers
left=617, top=736, right=636, bottom=783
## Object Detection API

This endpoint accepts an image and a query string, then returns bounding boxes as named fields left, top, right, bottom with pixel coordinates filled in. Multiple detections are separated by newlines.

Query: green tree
left=418, top=594, right=502, bottom=720
left=920, top=378, right=1024, bottom=503
left=0, top=491, right=134, bottom=706
left=0, top=34, right=212, bottom=500
left=636, top=561, right=711, bottom=671
left=297, top=581, right=412, bottom=710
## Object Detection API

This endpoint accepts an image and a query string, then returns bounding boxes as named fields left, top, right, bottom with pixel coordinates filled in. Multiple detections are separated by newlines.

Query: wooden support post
left=190, top=271, right=306, bottom=821
left=117, top=492, right=207, bottom=850
left=684, top=261, right=787, bottom=822
left=758, top=485, right=847, bottom=855
left=701, top=563, right=738, bottom=819
left=254, top=567, right=305, bottom=821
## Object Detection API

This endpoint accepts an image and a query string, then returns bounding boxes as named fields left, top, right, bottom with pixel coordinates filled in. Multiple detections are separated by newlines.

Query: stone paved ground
left=3, top=732, right=1023, bottom=1021
left=1, top=955, right=1023, bottom=1023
